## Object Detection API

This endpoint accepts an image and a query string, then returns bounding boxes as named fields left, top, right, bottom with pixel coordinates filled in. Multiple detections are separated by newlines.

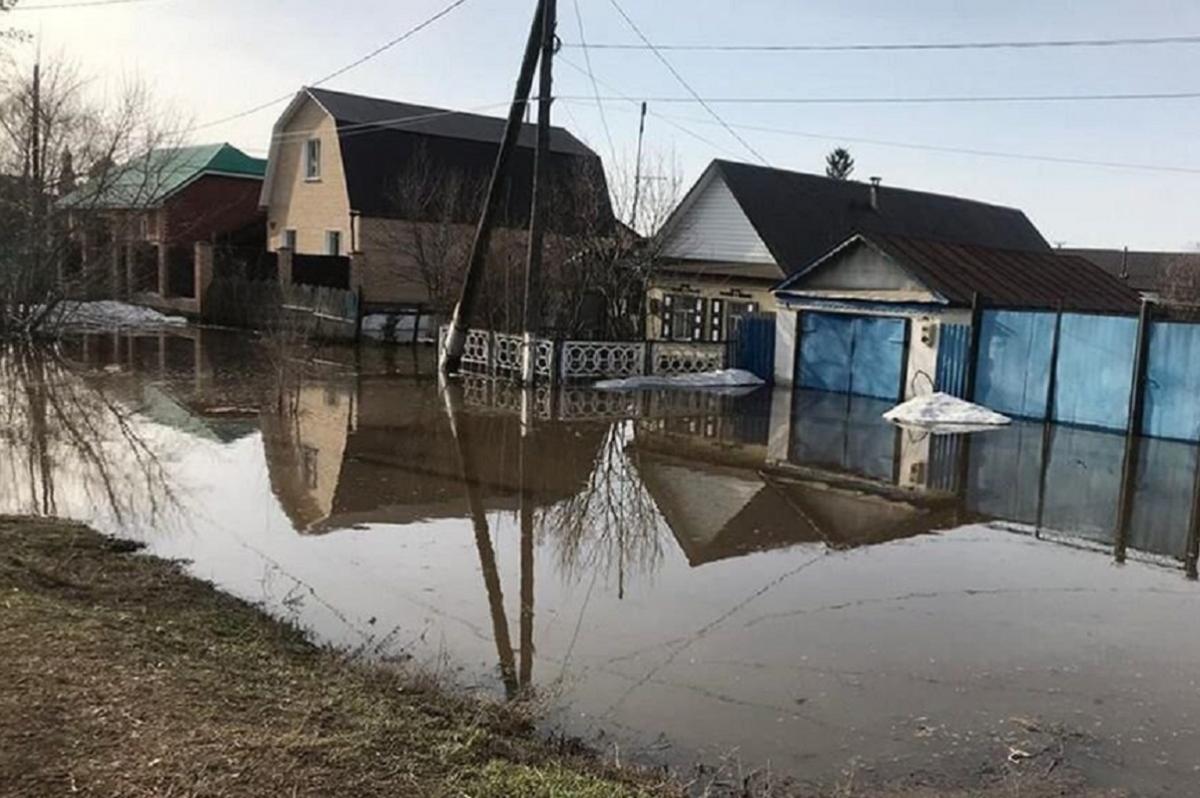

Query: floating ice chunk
left=883, top=392, right=1010, bottom=429
left=595, top=368, right=765, bottom=391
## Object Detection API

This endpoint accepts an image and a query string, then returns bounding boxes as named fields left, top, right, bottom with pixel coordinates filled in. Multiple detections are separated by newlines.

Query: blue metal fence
left=1051, top=313, right=1138, bottom=431
left=731, top=312, right=776, bottom=382
left=974, top=310, right=1056, bottom=419
left=971, top=307, right=1200, bottom=442
left=1143, top=321, right=1200, bottom=441
left=934, top=323, right=971, bottom=398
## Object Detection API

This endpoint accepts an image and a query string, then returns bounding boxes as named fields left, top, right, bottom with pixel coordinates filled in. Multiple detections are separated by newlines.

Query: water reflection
left=8, top=330, right=1200, bottom=794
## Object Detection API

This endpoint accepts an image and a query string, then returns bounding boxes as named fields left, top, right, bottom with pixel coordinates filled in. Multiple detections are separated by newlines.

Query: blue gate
left=798, top=312, right=906, bottom=401
left=731, top=312, right=776, bottom=382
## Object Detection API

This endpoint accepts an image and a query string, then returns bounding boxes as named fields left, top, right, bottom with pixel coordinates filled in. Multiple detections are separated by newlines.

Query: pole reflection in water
left=442, top=380, right=520, bottom=699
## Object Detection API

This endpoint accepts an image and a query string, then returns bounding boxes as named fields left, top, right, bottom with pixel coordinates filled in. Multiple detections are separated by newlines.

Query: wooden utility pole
left=520, top=0, right=557, bottom=384
left=629, top=101, right=647, bottom=227
left=441, top=0, right=548, bottom=375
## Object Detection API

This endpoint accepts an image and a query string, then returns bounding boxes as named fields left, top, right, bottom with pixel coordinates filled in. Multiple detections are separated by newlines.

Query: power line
left=604, top=0, right=769, bottom=166
left=12, top=0, right=163, bottom=10
left=561, top=33, right=1200, bottom=53
left=556, top=89, right=1200, bottom=105
left=571, top=0, right=618, bottom=167
left=557, top=54, right=743, bottom=158
left=191, top=0, right=471, bottom=133
left=268, top=101, right=512, bottom=144
left=567, top=98, right=1200, bottom=175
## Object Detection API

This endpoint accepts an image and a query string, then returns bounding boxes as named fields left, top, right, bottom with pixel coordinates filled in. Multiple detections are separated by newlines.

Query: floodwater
left=5, top=328, right=1200, bottom=796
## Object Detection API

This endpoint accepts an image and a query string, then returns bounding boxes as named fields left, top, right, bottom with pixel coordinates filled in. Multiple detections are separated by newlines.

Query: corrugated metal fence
left=969, top=305, right=1200, bottom=442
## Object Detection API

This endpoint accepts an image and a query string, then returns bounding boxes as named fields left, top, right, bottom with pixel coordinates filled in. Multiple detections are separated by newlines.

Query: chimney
left=869, top=176, right=882, bottom=211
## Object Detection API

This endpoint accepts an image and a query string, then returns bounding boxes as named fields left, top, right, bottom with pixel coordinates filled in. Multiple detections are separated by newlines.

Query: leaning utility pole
left=520, top=0, right=556, bottom=383
left=441, top=0, right=548, bottom=375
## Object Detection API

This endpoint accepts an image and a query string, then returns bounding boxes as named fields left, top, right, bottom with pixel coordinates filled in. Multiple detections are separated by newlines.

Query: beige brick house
left=259, top=87, right=611, bottom=325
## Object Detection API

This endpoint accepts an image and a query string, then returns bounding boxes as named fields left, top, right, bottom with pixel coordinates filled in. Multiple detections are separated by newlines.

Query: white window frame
left=325, top=230, right=341, bottom=256
left=305, top=138, right=321, bottom=181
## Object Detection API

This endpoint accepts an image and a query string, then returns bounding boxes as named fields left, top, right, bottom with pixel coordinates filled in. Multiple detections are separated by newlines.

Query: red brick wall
left=163, top=175, right=264, bottom=245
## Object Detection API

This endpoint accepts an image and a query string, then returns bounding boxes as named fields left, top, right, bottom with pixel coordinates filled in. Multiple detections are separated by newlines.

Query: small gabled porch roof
left=776, top=232, right=1142, bottom=315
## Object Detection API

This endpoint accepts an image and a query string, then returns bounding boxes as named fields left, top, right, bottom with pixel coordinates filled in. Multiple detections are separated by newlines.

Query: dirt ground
left=0, top=516, right=665, bottom=797
left=0, top=516, right=1132, bottom=798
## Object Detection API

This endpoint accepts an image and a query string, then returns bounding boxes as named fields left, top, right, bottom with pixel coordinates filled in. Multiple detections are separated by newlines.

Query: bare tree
left=0, top=55, right=183, bottom=338
left=1159, top=253, right=1200, bottom=307
left=381, top=145, right=683, bottom=340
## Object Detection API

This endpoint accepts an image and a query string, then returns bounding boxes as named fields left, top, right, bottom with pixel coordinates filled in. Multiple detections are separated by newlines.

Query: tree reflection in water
left=541, top=421, right=668, bottom=599
left=0, top=342, right=179, bottom=529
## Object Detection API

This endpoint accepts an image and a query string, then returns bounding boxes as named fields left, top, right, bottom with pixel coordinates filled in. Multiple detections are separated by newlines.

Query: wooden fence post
left=1045, top=306, right=1063, bottom=422
left=964, top=292, right=984, bottom=402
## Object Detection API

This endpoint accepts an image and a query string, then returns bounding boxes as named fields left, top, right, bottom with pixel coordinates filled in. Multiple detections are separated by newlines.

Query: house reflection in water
left=631, top=388, right=967, bottom=567
left=262, top=373, right=607, bottom=533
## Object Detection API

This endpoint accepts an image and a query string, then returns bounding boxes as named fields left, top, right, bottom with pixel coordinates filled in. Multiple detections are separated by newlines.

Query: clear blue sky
left=15, top=0, right=1200, bottom=249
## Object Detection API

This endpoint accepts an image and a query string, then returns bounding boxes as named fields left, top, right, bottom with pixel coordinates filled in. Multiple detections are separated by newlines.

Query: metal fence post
left=1127, top=299, right=1153, bottom=437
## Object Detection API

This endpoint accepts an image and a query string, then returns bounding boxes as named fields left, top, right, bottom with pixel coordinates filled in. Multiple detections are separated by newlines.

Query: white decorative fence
left=439, top=326, right=727, bottom=384
left=559, top=341, right=645, bottom=381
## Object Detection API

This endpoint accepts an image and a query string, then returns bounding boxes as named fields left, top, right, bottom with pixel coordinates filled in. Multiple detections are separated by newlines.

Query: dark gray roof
left=305, top=88, right=611, bottom=231
left=713, top=160, right=1050, bottom=275
left=307, top=87, right=593, bottom=156
left=1061, top=248, right=1200, bottom=294
left=779, top=232, right=1142, bottom=314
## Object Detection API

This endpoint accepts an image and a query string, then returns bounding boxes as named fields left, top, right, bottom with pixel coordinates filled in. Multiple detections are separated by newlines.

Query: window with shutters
left=664, top=294, right=705, bottom=341
left=709, top=299, right=724, bottom=341
left=724, top=300, right=758, bottom=341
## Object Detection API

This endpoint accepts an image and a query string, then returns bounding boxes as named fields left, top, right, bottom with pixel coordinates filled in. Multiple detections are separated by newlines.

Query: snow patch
left=48, top=301, right=188, bottom=331
left=595, top=368, right=765, bottom=391
left=883, top=392, right=1010, bottom=431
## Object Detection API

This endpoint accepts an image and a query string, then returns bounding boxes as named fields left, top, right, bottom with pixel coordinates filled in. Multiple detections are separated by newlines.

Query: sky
left=7, top=0, right=1200, bottom=250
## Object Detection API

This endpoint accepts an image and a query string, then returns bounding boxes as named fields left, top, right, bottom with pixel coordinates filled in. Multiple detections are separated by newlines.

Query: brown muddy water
left=4, top=328, right=1200, bottom=796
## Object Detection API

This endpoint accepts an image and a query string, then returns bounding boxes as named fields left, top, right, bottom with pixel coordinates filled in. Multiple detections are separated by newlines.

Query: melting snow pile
left=47, top=301, right=188, bottom=331
left=883, top=392, right=1010, bottom=429
left=595, top=368, right=765, bottom=391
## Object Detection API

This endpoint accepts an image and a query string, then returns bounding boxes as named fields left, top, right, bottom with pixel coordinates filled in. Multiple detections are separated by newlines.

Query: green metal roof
left=59, top=143, right=266, bottom=210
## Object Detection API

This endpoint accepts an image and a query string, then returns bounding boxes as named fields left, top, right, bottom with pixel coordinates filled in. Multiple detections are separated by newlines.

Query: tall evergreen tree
left=825, top=147, right=855, bottom=180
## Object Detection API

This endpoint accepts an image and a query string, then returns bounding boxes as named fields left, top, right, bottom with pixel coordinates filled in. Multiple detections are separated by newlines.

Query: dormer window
left=305, top=138, right=321, bottom=181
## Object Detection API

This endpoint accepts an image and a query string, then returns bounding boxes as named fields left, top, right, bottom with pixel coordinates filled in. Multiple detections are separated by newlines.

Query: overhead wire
left=571, top=0, right=618, bottom=167
left=12, top=0, right=164, bottom=10
left=560, top=33, right=1200, bottom=53
left=568, top=98, right=1200, bottom=175
left=604, top=0, right=770, bottom=165
left=557, top=54, right=743, bottom=159
left=555, top=89, right=1200, bottom=105
left=191, top=0, right=471, bottom=133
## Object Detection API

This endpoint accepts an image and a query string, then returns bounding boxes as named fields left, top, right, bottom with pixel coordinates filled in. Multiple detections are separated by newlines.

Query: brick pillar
left=125, top=243, right=137, bottom=296
left=110, top=239, right=122, bottom=298
left=157, top=243, right=169, bottom=297
left=194, top=241, right=214, bottom=317
left=349, top=251, right=366, bottom=338
left=349, top=251, right=366, bottom=293
left=277, top=247, right=293, bottom=286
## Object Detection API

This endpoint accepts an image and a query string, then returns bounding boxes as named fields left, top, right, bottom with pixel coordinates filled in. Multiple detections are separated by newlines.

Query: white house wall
left=660, top=172, right=774, bottom=264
